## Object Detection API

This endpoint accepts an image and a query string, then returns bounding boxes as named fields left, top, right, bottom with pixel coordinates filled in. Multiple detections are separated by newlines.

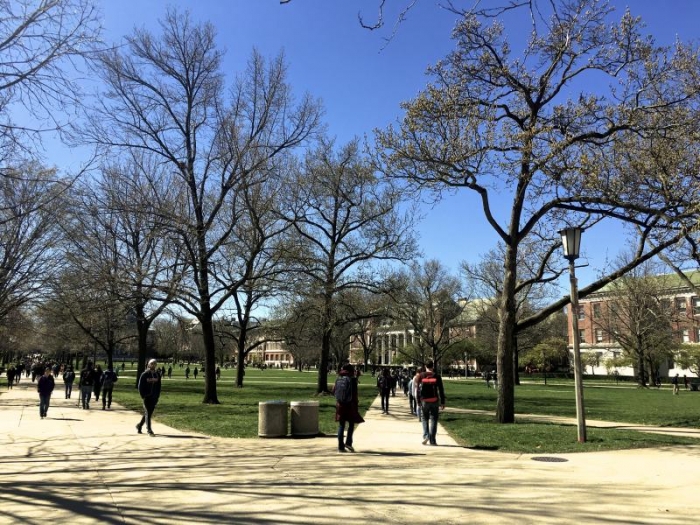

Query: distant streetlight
left=560, top=227, right=587, bottom=443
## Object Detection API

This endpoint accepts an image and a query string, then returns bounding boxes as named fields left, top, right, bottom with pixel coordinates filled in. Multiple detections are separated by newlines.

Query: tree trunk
left=135, top=319, right=149, bottom=389
left=317, top=328, right=331, bottom=394
left=200, top=314, right=220, bottom=404
left=496, top=245, right=518, bottom=423
left=236, top=342, right=246, bottom=388
left=636, top=349, right=646, bottom=387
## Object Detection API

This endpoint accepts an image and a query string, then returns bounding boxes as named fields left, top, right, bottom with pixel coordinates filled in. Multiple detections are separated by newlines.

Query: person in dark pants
left=377, top=368, right=391, bottom=414
left=417, top=359, right=446, bottom=446
left=93, top=364, right=103, bottom=401
left=101, top=367, right=118, bottom=409
left=136, top=359, right=162, bottom=436
left=79, top=362, right=95, bottom=409
left=333, top=363, right=364, bottom=452
left=63, top=366, right=75, bottom=399
left=37, top=367, right=55, bottom=419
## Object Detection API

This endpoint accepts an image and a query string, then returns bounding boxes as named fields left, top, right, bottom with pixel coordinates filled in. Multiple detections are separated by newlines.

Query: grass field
left=110, top=364, right=700, bottom=453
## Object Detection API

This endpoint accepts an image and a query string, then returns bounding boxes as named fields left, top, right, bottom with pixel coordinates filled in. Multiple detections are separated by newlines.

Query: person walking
left=37, top=367, right=55, bottom=419
left=136, top=359, right=162, bottom=437
left=193, top=366, right=198, bottom=379
left=93, top=364, right=104, bottom=402
left=167, top=365, right=172, bottom=379
left=185, top=366, right=190, bottom=380
left=417, top=359, right=446, bottom=446
left=672, top=373, right=680, bottom=395
left=377, top=368, right=391, bottom=414
left=6, top=365, right=15, bottom=389
left=63, top=366, right=75, bottom=399
left=333, top=363, right=364, bottom=452
left=78, top=362, right=95, bottom=409
left=101, top=367, right=118, bottom=410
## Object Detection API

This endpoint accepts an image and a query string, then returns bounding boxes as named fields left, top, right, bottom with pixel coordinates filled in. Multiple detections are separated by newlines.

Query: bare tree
left=375, top=0, right=700, bottom=422
left=288, top=138, right=417, bottom=394
left=0, top=0, right=101, bottom=161
left=593, top=263, right=677, bottom=387
left=0, top=162, right=65, bottom=322
left=52, top=154, right=183, bottom=375
left=388, top=259, right=464, bottom=366
left=81, top=9, right=321, bottom=403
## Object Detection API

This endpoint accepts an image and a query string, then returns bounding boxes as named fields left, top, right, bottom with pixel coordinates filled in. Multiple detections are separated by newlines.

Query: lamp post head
left=559, top=227, right=583, bottom=261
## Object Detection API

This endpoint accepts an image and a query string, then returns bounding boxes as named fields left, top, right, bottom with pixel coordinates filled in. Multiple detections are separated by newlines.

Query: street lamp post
left=560, top=227, right=587, bottom=443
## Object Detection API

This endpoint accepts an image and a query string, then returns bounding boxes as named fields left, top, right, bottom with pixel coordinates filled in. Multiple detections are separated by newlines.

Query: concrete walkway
left=1, top=381, right=700, bottom=524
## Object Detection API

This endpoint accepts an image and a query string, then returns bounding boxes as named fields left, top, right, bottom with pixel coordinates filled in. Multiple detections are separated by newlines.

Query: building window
left=668, top=357, right=674, bottom=369
left=577, top=306, right=585, bottom=320
left=595, top=329, right=603, bottom=343
left=676, top=297, right=687, bottom=312
left=660, top=299, right=671, bottom=312
left=592, top=303, right=601, bottom=318
left=682, top=329, right=690, bottom=343
left=578, top=329, right=586, bottom=343
left=696, top=328, right=700, bottom=342
left=693, top=297, right=700, bottom=315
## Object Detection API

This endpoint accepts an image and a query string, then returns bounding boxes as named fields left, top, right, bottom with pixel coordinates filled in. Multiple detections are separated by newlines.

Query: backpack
left=377, top=375, right=388, bottom=391
left=419, top=373, right=438, bottom=401
left=102, top=372, right=115, bottom=389
left=334, top=375, right=352, bottom=404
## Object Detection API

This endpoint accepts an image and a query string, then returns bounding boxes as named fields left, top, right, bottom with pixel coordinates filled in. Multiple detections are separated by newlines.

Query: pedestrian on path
left=377, top=368, right=391, bottom=414
left=6, top=365, right=15, bottom=389
left=672, top=373, right=680, bottom=395
left=136, top=358, right=162, bottom=437
left=101, top=367, right=118, bottom=410
left=185, top=366, right=190, bottom=380
left=79, top=362, right=95, bottom=410
left=37, top=367, right=55, bottom=419
left=193, top=366, right=198, bottom=379
left=93, top=364, right=103, bottom=402
left=62, top=366, right=75, bottom=399
left=333, top=363, right=364, bottom=452
left=417, top=359, right=446, bottom=446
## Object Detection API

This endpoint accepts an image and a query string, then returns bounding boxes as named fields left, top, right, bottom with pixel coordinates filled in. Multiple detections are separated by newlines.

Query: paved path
left=1, top=381, right=700, bottom=524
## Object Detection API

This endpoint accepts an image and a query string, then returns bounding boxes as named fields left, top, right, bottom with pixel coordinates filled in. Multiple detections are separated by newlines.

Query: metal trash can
left=290, top=400, right=320, bottom=437
left=258, top=400, right=288, bottom=438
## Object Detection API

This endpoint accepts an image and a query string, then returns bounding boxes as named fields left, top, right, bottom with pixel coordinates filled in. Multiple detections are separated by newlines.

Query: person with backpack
left=377, top=368, right=391, bottom=414
left=62, top=366, right=75, bottom=399
left=417, top=359, right=446, bottom=446
left=78, top=362, right=95, bottom=410
left=136, top=358, right=162, bottom=437
left=332, top=362, right=364, bottom=453
left=101, top=367, right=118, bottom=410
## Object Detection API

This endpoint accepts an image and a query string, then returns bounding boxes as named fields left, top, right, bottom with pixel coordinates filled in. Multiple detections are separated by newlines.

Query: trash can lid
left=259, top=400, right=288, bottom=405
left=290, top=400, right=320, bottom=406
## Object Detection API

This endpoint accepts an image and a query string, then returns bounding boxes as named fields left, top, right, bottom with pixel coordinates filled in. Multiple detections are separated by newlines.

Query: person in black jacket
left=100, top=367, right=118, bottom=410
left=136, top=359, right=162, bottom=436
left=37, top=367, right=55, bottom=418
left=78, top=362, right=95, bottom=410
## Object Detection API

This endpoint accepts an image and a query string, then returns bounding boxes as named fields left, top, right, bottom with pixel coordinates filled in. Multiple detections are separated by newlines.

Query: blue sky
left=52, top=1, right=700, bottom=289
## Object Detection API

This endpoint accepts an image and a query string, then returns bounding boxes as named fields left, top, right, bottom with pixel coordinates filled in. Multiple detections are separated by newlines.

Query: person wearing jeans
left=417, top=360, right=446, bottom=446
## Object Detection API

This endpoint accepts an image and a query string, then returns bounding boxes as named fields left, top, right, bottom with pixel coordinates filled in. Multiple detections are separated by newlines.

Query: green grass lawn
left=445, top=379, right=700, bottom=427
left=110, top=365, right=700, bottom=453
